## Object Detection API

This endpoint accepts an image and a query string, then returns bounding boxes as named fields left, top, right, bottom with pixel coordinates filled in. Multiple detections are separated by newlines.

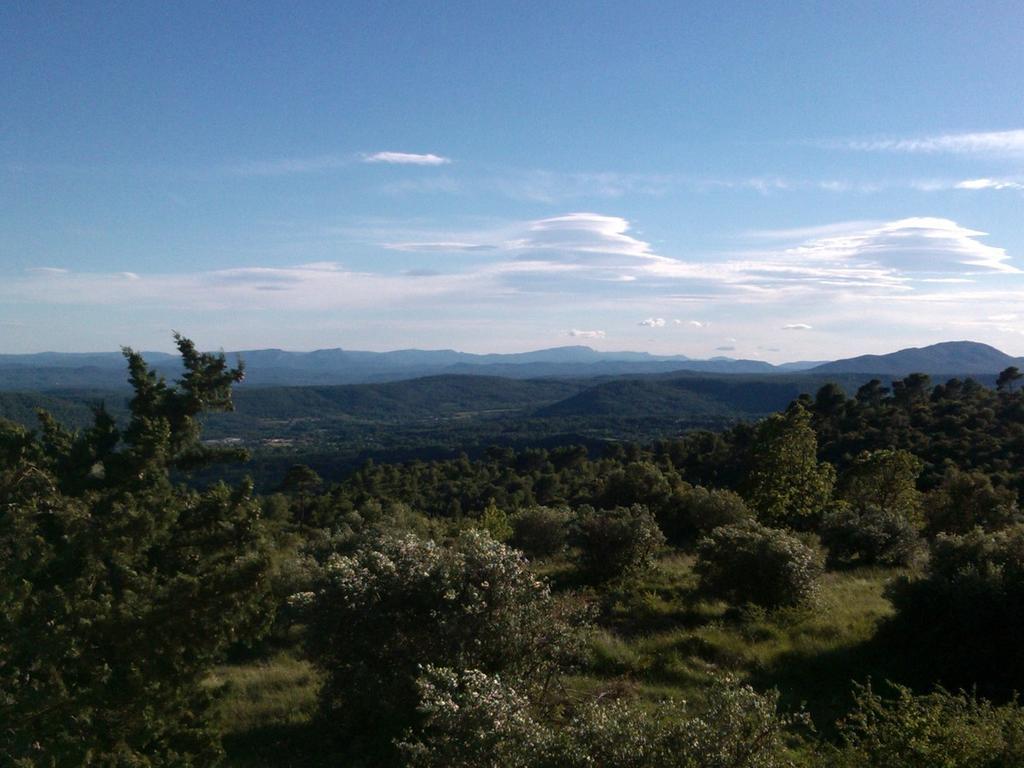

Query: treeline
left=4, top=343, right=1024, bottom=766
left=294, top=370, right=1022, bottom=531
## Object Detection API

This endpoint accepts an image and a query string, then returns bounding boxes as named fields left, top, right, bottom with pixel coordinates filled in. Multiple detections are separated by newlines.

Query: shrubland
left=6, top=344, right=1024, bottom=766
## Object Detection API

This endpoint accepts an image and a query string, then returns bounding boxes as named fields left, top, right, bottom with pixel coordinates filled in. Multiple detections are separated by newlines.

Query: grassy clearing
left=207, top=653, right=325, bottom=767
left=210, top=554, right=907, bottom=762
left=572, top=554, right=905, bottom=732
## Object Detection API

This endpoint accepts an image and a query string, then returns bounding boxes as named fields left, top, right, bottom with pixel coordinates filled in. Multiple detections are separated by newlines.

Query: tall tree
left=997, top=366, right=1023, bottom=393
left=839, top=449, right=924, bottom=523
left=742, top=404, right=835, bottom=528
left=1, top=335, right=278, bottom=766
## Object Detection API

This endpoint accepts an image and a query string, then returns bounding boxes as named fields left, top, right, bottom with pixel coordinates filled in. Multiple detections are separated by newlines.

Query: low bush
left=820, top=504, right=921, bottom=567
left=695, top=520, right=823, bottom=608
left=658, top=485, right=753, bottom=545
left=401, top=667, right=803, bottom=768
left=575, top=504, right=666, bottom=584
left=820, top=683, right=1024, bottom=767
left=298, top=530, right=589, bottom=762
left=510, top=505, right=572, bottom=558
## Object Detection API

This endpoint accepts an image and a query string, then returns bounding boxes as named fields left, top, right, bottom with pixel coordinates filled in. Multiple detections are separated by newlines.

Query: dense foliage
left=821, top=683, right=1024, bottom=767
left=742, top=404, right=836, bottom=529
left=9, top=346, right=1024, bottom=766
left=923, top=466, right=1021, bottom=536
left=820, top=505, right=921, bottom=567
left=0, top=337, right=278, bottom=766
left=510, top=504, right=572, bottom=558
left=575, top=504, right=666, bottom=583
left=695, top=521, right=824, bottom=608
left=401, top=667, right=803, bottom=768
left=297, top=530, right=588, bottom=762
left=837, top=449, right=923, bottom=522
left=887, top=524, right=1024, bottom=693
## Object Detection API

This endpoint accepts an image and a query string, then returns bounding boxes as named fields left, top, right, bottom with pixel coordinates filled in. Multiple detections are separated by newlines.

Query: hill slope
left=810, top=341, right=1022, bottom=376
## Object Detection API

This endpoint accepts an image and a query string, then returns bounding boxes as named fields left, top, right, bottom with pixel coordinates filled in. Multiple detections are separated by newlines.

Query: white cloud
left=688, top=320, right=710, bottom=328
left=743, top=221, right=881, bottom=240
left=639, top=317, right=666, bottom=327
left=385, top=213, right=1019, bottom=303
left=845, top=129, right=1024, bottom=156
left=781, top=217, right=1018, bottom=275
left=516, top=213, right=659, bottom=260
left=386, top=212, right=673, bottom=281
left=782, top=323, right=813, bottom=330
left=568, top=329, right=606, bottom=339
left=956, top=178, right=1024, bottom=191
left=363, top=151, right=451, bottom=166
left=27, top=267, right=69, bottom=275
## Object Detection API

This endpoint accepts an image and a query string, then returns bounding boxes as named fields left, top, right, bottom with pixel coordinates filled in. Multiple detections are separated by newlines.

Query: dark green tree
left=839, top=449, right=924, bottom=524
left=997, top=366, right=1023, bottom=393
left=0, top=335, right=277, bottom=766
left=742, top=404, right=835, bottom=529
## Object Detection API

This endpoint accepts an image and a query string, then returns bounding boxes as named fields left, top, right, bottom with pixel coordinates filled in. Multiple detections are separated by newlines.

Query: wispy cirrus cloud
left=782, top=323, right=812, bottom=331
left=956, top=178, right=1024, bottom=191
left=843, top=129, right=1024, bottom=156
left=385, top=213, right=1020, bottom=301
left=363, top=151, right=451, bottom=166
left=225, top=150, right=452, bottom=175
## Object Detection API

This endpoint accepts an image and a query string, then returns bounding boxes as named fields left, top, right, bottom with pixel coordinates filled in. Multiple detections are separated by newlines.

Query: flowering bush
left=400, top=667, right=803, bottom=768
left=299, top=530, right=589, bottom=759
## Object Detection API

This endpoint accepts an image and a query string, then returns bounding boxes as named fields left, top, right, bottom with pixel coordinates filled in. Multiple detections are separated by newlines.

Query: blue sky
left=2, top=1, right=1023, bottom=360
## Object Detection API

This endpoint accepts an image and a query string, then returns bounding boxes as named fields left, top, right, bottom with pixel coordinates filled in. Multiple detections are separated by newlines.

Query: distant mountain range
left=0, top=340, right=1018, bottom=391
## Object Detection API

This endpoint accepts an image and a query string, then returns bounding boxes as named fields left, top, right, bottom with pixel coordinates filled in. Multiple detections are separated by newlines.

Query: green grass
left=206, top=653, right=327, bottom=767
left=209, top=555, right=909, bottom=762
left=572, top=554, right=906, bottom=732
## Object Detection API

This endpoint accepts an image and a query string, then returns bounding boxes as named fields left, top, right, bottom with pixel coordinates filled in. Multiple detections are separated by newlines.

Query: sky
left=2, top=1, right=1023, bottom=361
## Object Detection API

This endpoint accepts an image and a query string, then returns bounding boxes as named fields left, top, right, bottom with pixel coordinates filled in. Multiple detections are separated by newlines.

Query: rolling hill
left=810, top=341, right=1022, bottom=376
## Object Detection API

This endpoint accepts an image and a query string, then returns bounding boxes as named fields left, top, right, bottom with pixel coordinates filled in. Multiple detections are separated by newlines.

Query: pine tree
left=1, top=335, right=278, bottom=766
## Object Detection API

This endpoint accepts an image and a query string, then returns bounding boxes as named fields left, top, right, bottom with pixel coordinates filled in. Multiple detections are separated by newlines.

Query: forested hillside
left=5, top=344, right=1024, bottom=766
left=0, top=369, right=965, bottom=490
